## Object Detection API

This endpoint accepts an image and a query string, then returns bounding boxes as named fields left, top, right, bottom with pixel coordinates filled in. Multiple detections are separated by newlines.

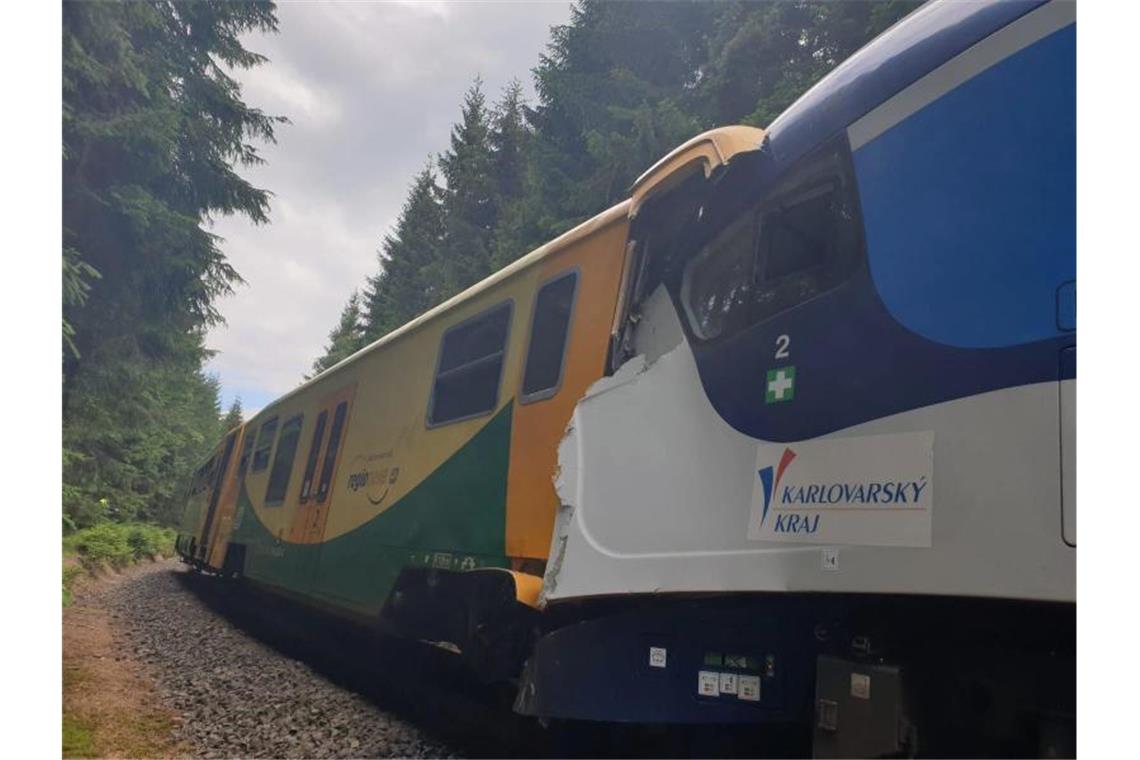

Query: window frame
left=679, top=210, right=762, bottom=342
left=299, top=409, right=328, bottom=504
left=675, top=138, right=865, bottom=346
left=264, top=414, right=304, bottom=507
left=316, top=401, right=349, bottom=504
left=425, top=300, right=514, bottom=429
left=236, top=431, right=256, bottom=480
left=250, top=416, right=279, bottom=473
left=519, top=268, right=580, bottom=405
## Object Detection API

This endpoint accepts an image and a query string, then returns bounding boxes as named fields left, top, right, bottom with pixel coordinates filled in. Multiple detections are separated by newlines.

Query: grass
left=62, top=564, right=85, bottom=607
left=62, top=713, right=96, bottom=758
left=63, top=651, right=180, bottom=758
left=63, top=522, right=176, bottom=605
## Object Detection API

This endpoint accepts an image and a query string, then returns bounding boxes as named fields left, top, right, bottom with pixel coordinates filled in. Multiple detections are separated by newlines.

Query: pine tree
left=522, top=0, right=712, bottom=243
left=309, top=292, right=366, bottom=378
left=63, top=0, right=284, bottom=379
left=696, top=1, right=918, bottom=127
left=437, top=78, right=499, bottom=294
left=362, top=167, right=446, bottom=342
left=222, top=398, right=244, bottom=431
left=490, top=80, right=530, bottom=207
left=62, top=0, right=283, bottom=528
left=488, top=81, right=537, bottom=268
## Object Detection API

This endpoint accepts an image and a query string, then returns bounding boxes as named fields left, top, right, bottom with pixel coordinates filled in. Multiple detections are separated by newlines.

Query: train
left=177, top=1, right=1076, bottom=755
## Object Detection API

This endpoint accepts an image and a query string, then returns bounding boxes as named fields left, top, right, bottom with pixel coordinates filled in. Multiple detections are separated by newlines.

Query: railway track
left=112, top=562, right=807, bottom=758
left=173, top=567, right=544, bottom=757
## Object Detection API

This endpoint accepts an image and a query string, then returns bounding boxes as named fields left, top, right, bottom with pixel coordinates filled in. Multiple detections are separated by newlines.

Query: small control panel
left=695, top=651, right=776, bottom=703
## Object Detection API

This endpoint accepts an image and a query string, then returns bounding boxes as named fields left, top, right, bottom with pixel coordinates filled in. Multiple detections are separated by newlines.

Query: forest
left=62, top=0, right=917, bottom=532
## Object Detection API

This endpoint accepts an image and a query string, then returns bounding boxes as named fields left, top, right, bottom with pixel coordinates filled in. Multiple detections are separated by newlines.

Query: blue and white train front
left=517, top=1, right=1075, bottom=755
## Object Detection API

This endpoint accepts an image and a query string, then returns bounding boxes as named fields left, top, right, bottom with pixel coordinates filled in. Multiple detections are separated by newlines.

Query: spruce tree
left=696, top=1, right=918, bottom=127
left=362, top=167, right=446, bottom=342
left=62, top=0, right=283, bottom=528
left=309, top=292, right=366, bottom=378
left=222, top=398, right=244, bottom=432
left=437, top=78, right=499, bottom=294
left=522, top=0, right=711, bottom=244
left=488, top=81, right=537, bottom=268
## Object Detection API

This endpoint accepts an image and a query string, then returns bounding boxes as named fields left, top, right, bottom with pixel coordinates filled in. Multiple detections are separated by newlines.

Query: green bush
left=63, top=522, right=176, bottom=571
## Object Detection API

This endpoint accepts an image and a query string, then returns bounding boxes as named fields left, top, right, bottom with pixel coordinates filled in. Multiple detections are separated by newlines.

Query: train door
left=197, top=430, right=237, bottom=564
left=288, top=385, right=356, bottom=583
left=504, top=216, right=630, bottom=565
left=205, top=425, right=250, bottom=571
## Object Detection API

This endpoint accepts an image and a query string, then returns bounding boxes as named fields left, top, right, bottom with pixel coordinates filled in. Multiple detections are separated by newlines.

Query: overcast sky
left=205, top=1, right=573, bottom=417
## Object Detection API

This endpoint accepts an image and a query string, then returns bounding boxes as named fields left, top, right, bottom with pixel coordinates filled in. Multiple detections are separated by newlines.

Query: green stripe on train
left=231, top=404, right=513, bottom=616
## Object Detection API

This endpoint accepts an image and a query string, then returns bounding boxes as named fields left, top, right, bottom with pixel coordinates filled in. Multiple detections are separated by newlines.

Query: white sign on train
left=749, top=431, right=934, bottom=547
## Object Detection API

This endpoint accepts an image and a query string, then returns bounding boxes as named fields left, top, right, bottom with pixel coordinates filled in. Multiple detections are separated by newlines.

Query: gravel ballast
left=106, top=561, right=458, bottom=759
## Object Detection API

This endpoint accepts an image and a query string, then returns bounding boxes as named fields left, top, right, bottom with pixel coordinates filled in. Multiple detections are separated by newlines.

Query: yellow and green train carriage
left=176, top=125, right=761, bottom=674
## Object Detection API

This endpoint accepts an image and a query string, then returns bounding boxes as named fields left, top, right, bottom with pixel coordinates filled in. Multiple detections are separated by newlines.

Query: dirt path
left=62, top=560, right=185, bottom=759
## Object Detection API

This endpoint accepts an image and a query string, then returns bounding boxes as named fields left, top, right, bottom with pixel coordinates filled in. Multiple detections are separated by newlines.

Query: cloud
left=206, top=1, right=572, bottom=411
left=239, top=59, right=343, bottom=130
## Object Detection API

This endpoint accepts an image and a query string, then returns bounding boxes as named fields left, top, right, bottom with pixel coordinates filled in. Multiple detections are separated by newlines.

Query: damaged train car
left=178, top=0, right=1075, bottom=755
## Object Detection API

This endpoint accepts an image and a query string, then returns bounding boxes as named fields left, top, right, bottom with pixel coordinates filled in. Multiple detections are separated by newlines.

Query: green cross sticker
left=765, top=366, right=796, bottom=404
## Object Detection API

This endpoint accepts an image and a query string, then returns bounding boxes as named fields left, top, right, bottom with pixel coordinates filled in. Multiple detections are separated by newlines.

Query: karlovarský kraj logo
left=748, top=431, right=935, bottom=547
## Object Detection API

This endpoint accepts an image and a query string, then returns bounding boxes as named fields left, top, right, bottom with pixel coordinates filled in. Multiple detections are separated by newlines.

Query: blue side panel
left=1057, top=281, right=1076, bottom=332
left=854, top=25, right=1076, bottom=348
left=764, top=0, right=1044, bottom=169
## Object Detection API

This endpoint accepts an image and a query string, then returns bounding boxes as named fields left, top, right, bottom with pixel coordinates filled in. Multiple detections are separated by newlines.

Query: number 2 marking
left=774, top=334, right=791, bottom=359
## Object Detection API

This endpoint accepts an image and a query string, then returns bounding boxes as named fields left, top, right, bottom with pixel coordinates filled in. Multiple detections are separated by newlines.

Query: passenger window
left=236, top=433, right=255, bottom=479
left=679, top=140, right=861, bottom=339
left=316, top=402, right=348, bottom=503
left=250, top=417, right=278, bottom=472
left=299, top=410, right=328, bottom=503
left=428, top=302, right=511, bottom=425
left=522, top=272, right=578, bottom=402
left=264, top=415, right=303, bottom=506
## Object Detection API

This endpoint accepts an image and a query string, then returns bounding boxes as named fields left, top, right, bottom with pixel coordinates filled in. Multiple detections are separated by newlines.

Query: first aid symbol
left=766, top=366, right=796, bottom=404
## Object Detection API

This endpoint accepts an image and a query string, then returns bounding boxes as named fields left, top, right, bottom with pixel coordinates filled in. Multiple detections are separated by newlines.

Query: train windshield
left=675, top=139, right=863, bottom=343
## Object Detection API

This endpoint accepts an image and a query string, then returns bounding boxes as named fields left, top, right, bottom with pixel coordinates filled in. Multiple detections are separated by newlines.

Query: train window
left=521, top=271, right=578, bottom=403
left=264, top=415, right=303, bottom=506
left=679, top=139, right=861, bottom=339
left=751, top=179, right=857, bottom=324
left=681, top=213, right=757, bottom=340
left=202, top=456, right=217, bottom=494
left=427, top=301, right=512, bottom=426
left=299, top=410, right=328, bottom=503
left=236, top=432, right=255, bottom=479
left=316, top=402, right=348, bottom=503
left=250, top=417, right=278, bottom=473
